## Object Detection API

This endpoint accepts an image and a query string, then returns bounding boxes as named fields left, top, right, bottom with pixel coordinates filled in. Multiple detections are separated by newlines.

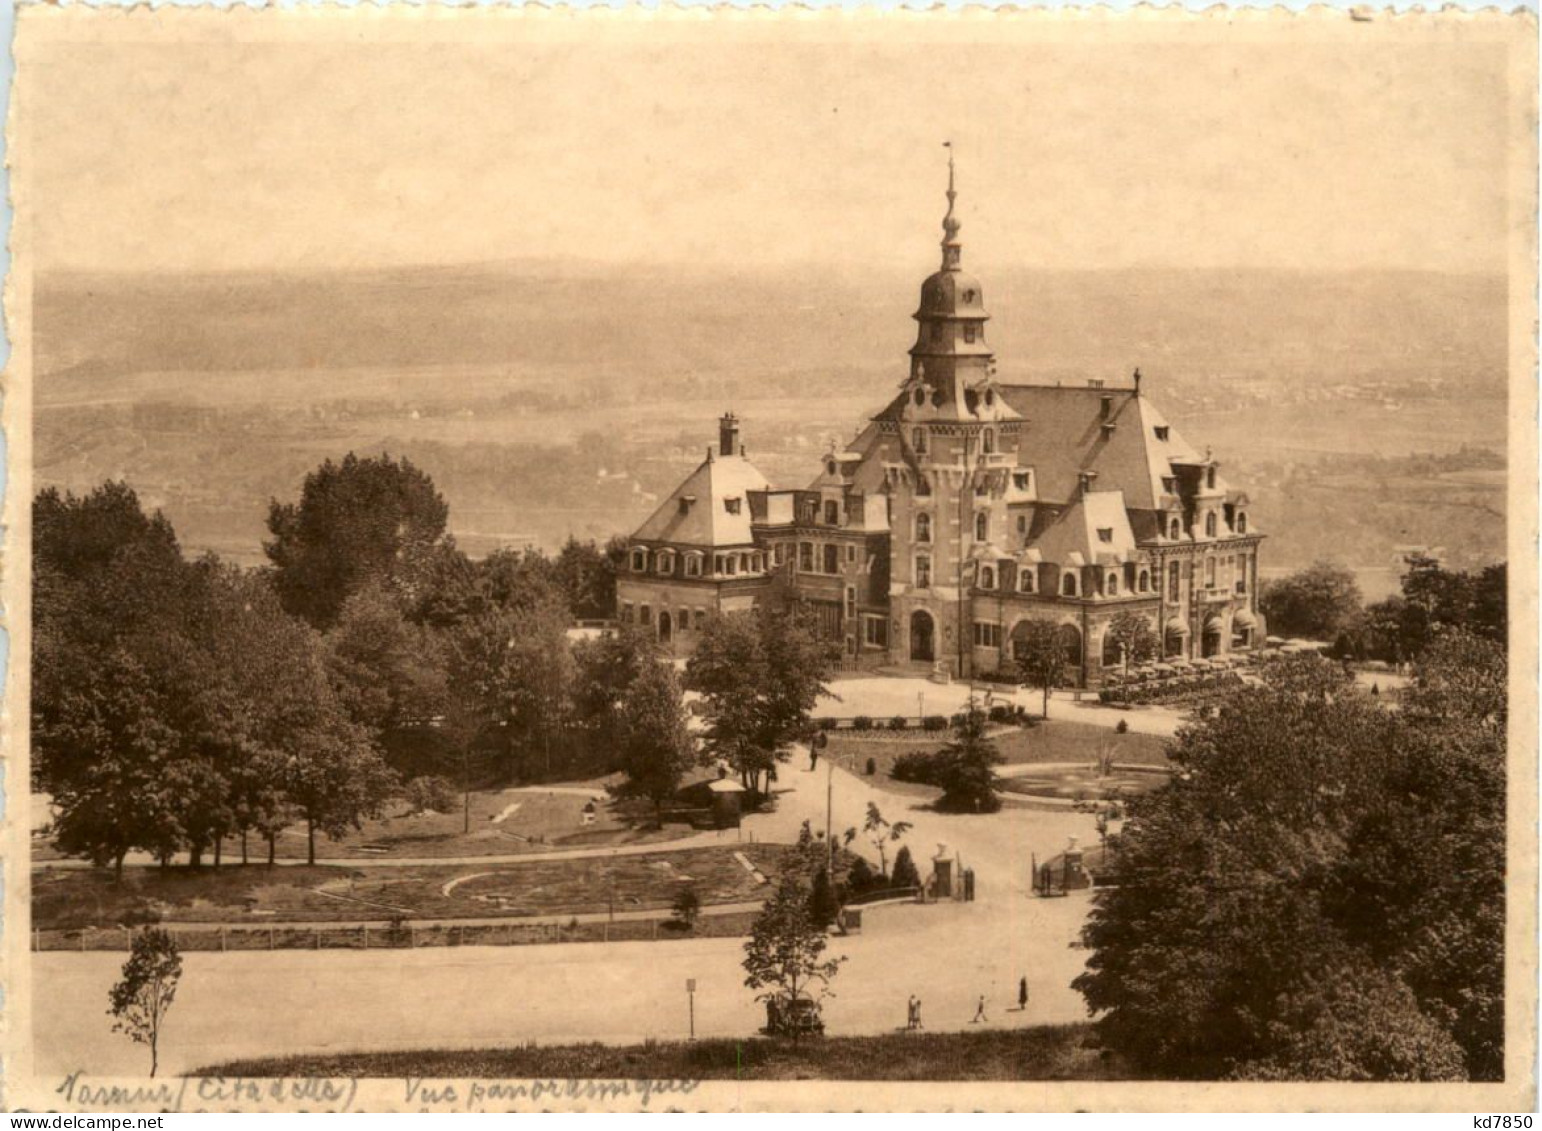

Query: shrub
left=988, top=704, right=1012, bottom=723
left=671, top=884, right=701, bottom=931
left=949, top=712, right=968, bottom=728
left=808, top=868, right=839, bottom=929
left=817, top=717, right=839, bottom=731
left=845, top=855, right=879, bottom=893
left=891, top=749, right=948, bottom=786
left=404, top=775, right=459, bottom=815
left=852, top=715, right=874, bottom=731
left=922, top=715, right=949, bottom=732
left=888, top=715, right=909, bottom=731
left=891, top=845, right=922, bottom=889
left=865, top=757, right=877, bottom=776
left=1115, top=719, right=1130, bottom=734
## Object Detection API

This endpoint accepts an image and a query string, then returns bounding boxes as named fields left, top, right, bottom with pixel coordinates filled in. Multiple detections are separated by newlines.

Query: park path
left=154, top=899, right=766, bottom=933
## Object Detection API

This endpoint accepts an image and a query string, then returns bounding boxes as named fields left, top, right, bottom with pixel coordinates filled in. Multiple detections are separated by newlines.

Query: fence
left=32, top=912, right=758, bottom=954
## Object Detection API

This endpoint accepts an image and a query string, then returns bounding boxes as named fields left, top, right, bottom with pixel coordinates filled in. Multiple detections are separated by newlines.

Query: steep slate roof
left=996, top=385, right=1201, bottom=510
left=1031, top=489, right=1138, bottom=567
left=632, top=453, right=770, bottom=547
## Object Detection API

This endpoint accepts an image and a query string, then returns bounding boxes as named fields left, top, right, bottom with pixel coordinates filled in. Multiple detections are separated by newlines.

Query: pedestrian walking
left=809, top=746, right=818, bottom=771
left=914, top=996, right=924, bottom=1030
left=1018, top=977, right=1028, bottom=1012
left=906, top=995, right=918, bottom=1031
left=971, top=994, right=987, bottom=1024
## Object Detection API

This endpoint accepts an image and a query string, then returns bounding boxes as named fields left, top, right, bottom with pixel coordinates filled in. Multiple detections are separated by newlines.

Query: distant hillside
left=31, top=263, right=1509, bottom=578
left=34, top=263, right=1507, bottom=406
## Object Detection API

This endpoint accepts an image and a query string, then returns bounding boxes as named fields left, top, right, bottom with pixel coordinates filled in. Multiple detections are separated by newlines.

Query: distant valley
left=33, top=263, right=1510, bottom=592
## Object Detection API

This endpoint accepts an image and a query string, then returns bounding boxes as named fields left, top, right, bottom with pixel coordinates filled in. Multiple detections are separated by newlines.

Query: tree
left=1259, top=561, right=1364, bottom=640
left=1013, top=620, right=1070, bottom=719
left=1103, top=612, right=1158, bottom=682
left=279, top=712, right=397, bottom=866
left=553, top=536, right=619, bottom=622
left=109, top=928, right=182, bottom=1077
left=671, top=884, right=702, bottom=932
left=890, top=845, right=922, bottom=890
left=265, top=452, right=450, bottom=628
left=403, top=775, right=459, bottom=815
left=743, top=870, right=845, bottom=1034
left=616, top=659, right=696, bottom=817
left=933, top=703, right=1004, bottom=813
left=688, top=608, right=836, bottom=793
left=808, top=867, right=839, bottom=930
left=1074, top=640, right=1504, bottom=1080
left=859, top=802, right=912, bottom=879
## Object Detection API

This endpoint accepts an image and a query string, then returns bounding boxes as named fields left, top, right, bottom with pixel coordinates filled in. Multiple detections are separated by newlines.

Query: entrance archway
left=1058, top=624, right=1083, bottom=684
left=1201, top=613, right=1222, bottom=658
left=658, top=611, right=673, bottom=644
left=910, top=610, right=936, bottom=662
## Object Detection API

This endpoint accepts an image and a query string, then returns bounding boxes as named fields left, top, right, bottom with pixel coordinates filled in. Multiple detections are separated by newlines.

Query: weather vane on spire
left=940, top=141, right=961, bottom=267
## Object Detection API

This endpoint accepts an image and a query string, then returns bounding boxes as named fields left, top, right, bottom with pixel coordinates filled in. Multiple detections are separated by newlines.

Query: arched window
left=1062, top=572, right=1079, bottom=597
left=915, top=513, right=932, bottom=543
left=1106, top=572, right=1119, bottom=596
left=1207, top=466, right=1217, bottom=490
left=1169, top=518, right=1182, bottom=540
left=1205, top=558, right=1217, bottom=588
left=912, top=428, right=928, bottom=454
left=975, top=512, right=989, bottom=542
left=631, top=547, right=648, bottom=571
left=1137, top=569, right=1150, bottom=593
left=979, top=566, right=995, bottom=590
left=656, top=550, right=675, bottom=575
left=982, top=429, right=996, bottom=455
left=1236, top=511, right=1248, bottom=534
left=1019, top=569, right=1036, bottom=593
left=1205, top=512, right=1217, bottom=538
left=685, top=553, right=703, bottom=578
left=824, top=500, right=840, bottom=525
left=913, top=387, right=925, bottom=406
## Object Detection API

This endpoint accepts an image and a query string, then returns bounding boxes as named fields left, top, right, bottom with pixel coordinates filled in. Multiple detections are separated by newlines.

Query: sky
left=15, top=12, right=1524, bottom=276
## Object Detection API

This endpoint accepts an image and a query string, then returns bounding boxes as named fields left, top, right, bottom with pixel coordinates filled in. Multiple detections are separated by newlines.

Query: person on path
left=906, top=995, right=917, bottom=1031
left=971, top=995, right=988, bottom=1024
left=809, top=746, right=819, bottom=771
left=1018, top=978, right=1029, bottom=1012
left=914, top=996, right=924, bottom=1030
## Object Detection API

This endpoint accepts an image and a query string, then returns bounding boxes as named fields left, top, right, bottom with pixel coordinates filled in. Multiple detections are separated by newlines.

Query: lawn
left=33, top=844, right=791, bottom=930
left=194, top=1024, right=1136, bottom=1081
left=33, top=779, right=698, bottom=866
left=826, top=719, right=1171, bottom=802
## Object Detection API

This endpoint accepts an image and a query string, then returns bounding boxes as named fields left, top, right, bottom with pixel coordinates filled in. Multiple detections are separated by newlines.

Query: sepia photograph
left=3, top=5, right=1536, bottom=1113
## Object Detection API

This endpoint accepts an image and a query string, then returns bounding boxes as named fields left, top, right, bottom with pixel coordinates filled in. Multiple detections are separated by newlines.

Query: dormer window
left=826, top=460, right=837, bottom=476
left=1205, top=512, right=1218, bottom=538
left=1096, top=527, right=1114, bottom=544
left=964, top=324, right=978, bottom=344
left=913, top=388, right=925, bottom=406
left=678, top=497, right=692, bottom=515
left=1106, top=572, right=1119, bottom=595
left=1062, top=572, right=1079, bottom=597
left=685, top=553, right=703, bottom=578
left=631, top=548, right=648, bottom=572
left=1154, top=426, right=1170, bottom=441
left=962, top=288, right=976, bottom=303
left=1138, top=569, right=1150, bottom=592
left=1019, top=569, right=1036, bottom=593
left=1169, top=518, right=1182, bottom=540
left=1237, top=511, right=1248, bottom=534
left=656, top=550, right=676, bottom=575
left=979, top=566, right=996, bottom=590
left=1207, top=466, right=1217, bottom=490
left=1162, top=476, right=1177, bottom=495
left=1012, top=470, right=1032, bottom=492
left=824, top=500, right=840, bottom=525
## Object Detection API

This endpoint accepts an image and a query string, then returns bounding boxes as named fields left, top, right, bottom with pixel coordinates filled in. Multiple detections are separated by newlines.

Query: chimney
left=1078, top=470, right=1099, bottom=496
left=719, top=412, right=740, bottom=458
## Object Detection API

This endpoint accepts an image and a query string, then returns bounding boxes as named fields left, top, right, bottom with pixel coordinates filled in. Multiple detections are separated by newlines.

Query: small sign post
left=686, top=978, right=697, bottom=1040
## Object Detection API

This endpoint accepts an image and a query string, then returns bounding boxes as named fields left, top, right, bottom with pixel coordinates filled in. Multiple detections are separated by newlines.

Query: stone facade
left=617, top=167, right=1265, bottom=683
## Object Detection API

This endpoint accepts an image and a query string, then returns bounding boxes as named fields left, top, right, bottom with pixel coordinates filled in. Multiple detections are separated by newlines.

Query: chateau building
left=617, top=164, right=1265, bottom=687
